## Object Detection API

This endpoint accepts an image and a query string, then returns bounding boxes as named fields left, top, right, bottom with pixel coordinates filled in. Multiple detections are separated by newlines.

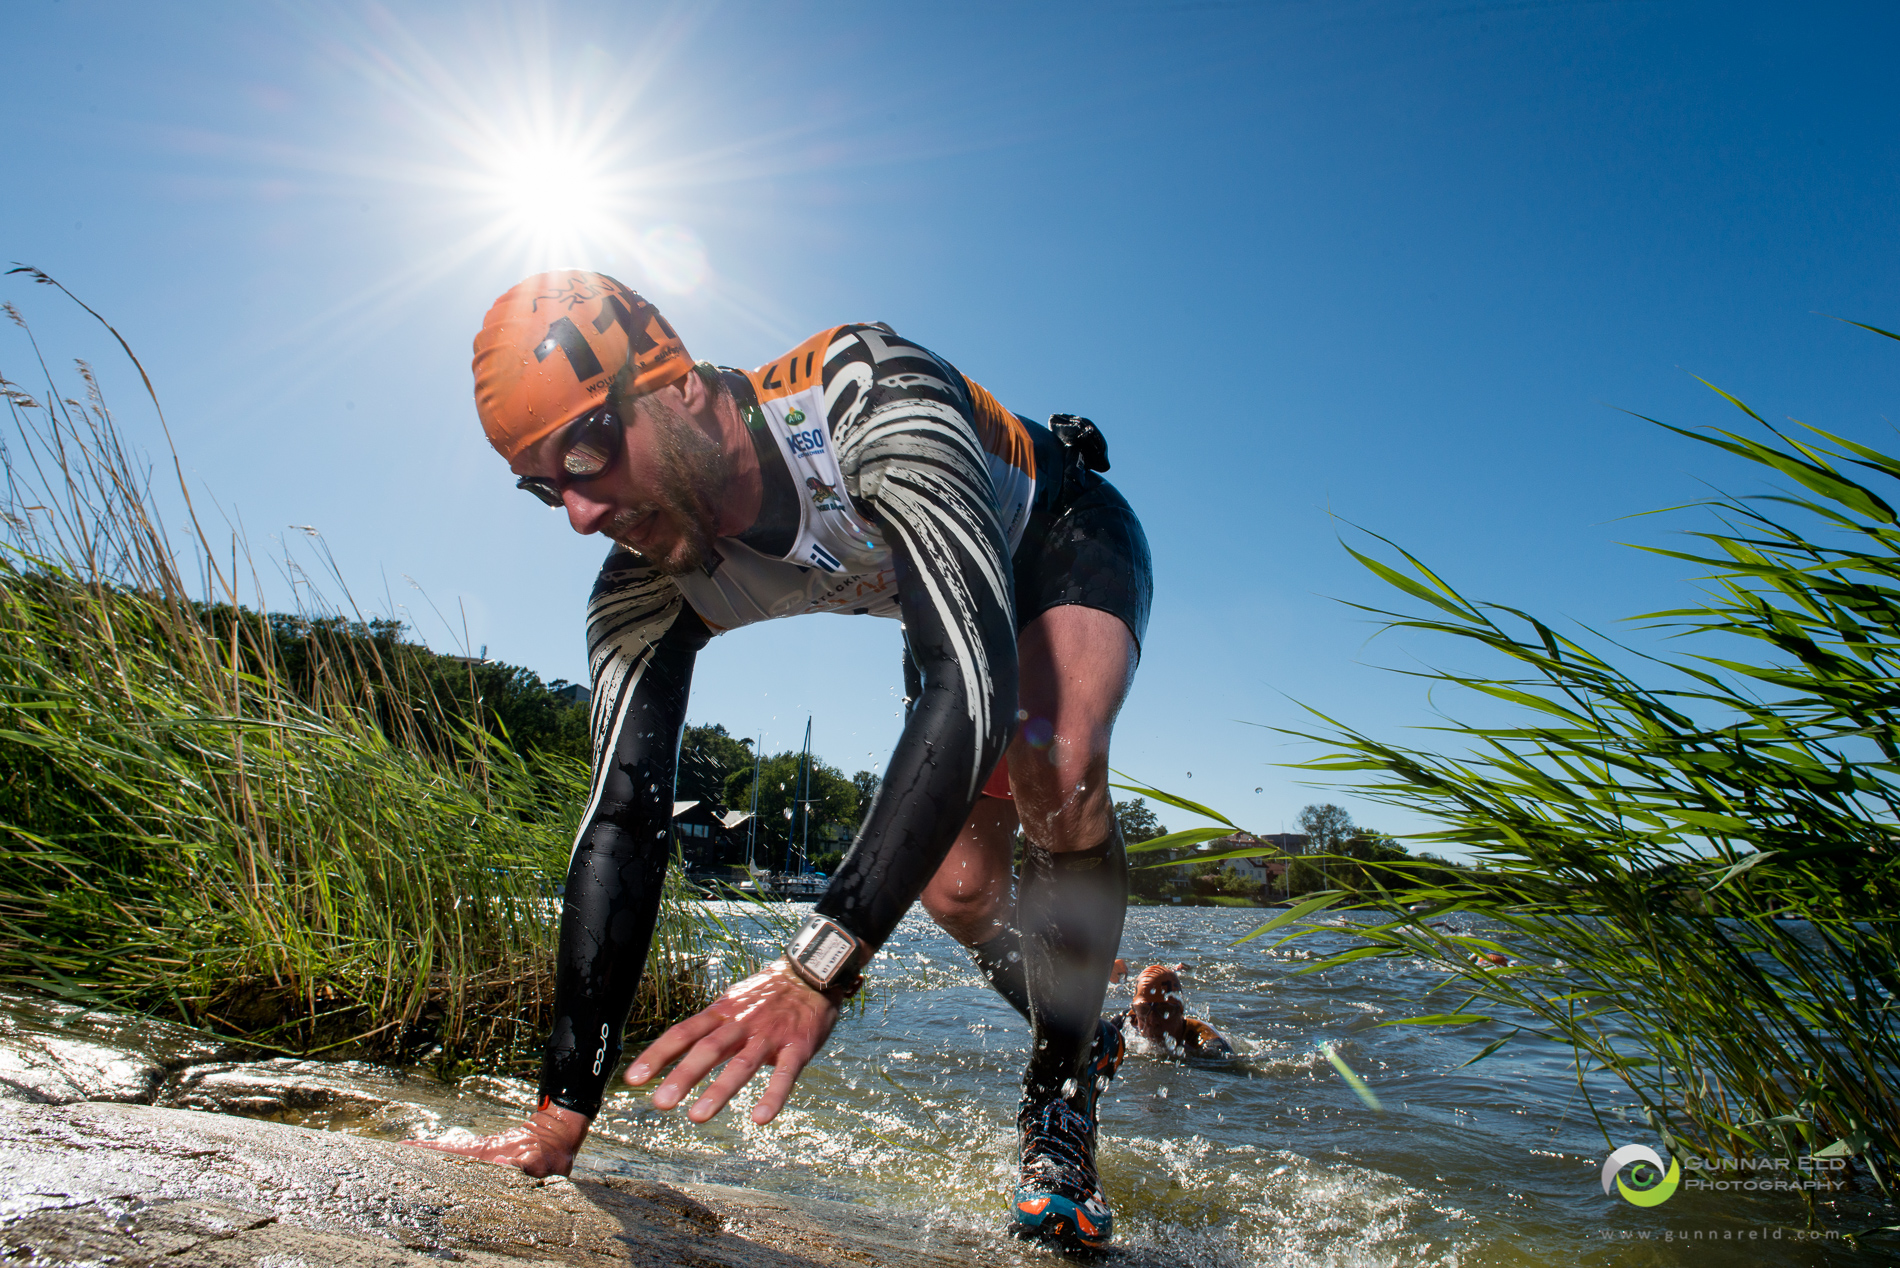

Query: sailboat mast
left=799, top=716, right=813, bottom=874
left=747, top=736, right=761, bottom=869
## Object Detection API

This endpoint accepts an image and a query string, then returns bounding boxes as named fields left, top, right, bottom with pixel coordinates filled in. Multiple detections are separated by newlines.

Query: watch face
left=792, top=919, right=856, bottom=985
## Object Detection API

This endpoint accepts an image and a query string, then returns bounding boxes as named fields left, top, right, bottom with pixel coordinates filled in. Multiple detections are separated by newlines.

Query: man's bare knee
left=1014, top=749, right=1114, bottom=853
left=920, top=882, right=1005, bottom=945
left=1011, top=604, right=1136, bottom=854
left=919, top=797, right=1017, bottom=943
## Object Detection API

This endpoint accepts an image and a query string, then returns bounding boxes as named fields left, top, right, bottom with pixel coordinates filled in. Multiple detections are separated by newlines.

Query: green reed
left=0, top=273, right=754, bottom=1069
left=1129, top=328, right=1900, bottom=1210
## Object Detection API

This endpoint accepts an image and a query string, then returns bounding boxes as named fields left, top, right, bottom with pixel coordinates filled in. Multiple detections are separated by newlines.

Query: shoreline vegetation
left=0, top=274, right=760, bottom=1074
left=1132, top=330, right=1900, bottom=1230
left=7, top=270, right=1894, bottom=1236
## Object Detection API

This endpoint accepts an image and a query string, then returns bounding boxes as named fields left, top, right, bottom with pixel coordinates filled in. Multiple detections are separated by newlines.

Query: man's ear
left=677, top=363, right=715, bottom=414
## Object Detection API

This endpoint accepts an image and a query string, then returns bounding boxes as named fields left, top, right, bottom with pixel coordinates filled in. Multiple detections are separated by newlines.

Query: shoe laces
left=1020, top=1098, right=1098, bottom=1193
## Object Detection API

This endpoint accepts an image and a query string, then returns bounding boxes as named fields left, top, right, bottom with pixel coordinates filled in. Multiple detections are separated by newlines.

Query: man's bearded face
left=603, top=388, right=727, bottom=576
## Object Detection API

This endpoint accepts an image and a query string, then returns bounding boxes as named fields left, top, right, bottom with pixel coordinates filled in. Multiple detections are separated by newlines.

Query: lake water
left=500, top=902, right=1888, bottom=1267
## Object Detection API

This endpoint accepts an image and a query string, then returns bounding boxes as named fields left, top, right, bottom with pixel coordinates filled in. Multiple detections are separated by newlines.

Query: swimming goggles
left=515, top=405, right=621, bottom=507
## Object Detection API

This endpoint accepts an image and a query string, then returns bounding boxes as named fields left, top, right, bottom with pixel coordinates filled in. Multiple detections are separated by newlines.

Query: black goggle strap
left=515, top=475, right=564, bottom=507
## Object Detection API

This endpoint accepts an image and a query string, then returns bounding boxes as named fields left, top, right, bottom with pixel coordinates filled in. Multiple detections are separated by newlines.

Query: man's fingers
left=650, top=1022, right=747, bottom=1111
left=626, top=1008, right=729, bottom=1085
left=750, top=1045, right=810, bottom=1126
left=687, top=1037, right=772, bottom=1124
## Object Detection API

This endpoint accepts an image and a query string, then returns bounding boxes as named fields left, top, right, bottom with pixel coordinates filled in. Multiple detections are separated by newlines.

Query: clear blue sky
left=4, top=0, right=1896, bottom=849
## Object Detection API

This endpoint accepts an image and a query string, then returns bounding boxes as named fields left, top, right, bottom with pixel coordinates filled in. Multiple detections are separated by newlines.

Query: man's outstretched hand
left=404, top=1102, right=589, bottom=1177
left=626, top=959, right=841, bottom=1126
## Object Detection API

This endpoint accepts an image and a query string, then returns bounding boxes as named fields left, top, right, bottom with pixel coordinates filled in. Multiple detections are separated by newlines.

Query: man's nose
left=562, top=486, right=616, bottom=536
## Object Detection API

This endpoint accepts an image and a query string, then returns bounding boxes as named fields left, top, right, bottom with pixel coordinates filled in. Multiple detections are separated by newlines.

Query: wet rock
left=0, top=1100, right=999, bottom=1267
left=0, top=990, right=232, bottom=1105
left=0, top=991, right=1041, bottom=1267
left=160, top=1057, right=449, bottom=1137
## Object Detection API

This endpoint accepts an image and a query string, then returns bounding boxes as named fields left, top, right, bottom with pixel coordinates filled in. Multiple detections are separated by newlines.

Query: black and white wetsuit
left=541, top=323, right=1150, bottom=1115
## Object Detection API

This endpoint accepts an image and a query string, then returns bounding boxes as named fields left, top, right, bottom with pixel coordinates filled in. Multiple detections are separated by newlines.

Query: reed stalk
left=1130, top=326, right=1900, bottom=1218
left=0, top=273, right=753, bottom=1071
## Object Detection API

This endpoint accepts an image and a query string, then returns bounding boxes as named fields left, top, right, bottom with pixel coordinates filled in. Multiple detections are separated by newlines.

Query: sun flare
left=480, top=136, right=619, bottom=269
left=495, top=142, right=601, bottom=233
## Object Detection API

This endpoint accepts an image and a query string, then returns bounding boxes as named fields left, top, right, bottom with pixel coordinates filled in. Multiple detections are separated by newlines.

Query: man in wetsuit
left=420, top=272, right=1152, bottom=1251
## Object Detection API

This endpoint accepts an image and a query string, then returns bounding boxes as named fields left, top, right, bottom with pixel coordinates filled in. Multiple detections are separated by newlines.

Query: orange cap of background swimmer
left=1133, top=965, right=1182, bottom=1004
left=472, top=271, right=693, bottom=462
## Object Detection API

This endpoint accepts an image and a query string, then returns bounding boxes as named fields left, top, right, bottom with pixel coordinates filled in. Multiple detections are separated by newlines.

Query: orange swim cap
left=472, top=271, right=693, bottom=462
left=1133, top=965, right=1182, bottom=1005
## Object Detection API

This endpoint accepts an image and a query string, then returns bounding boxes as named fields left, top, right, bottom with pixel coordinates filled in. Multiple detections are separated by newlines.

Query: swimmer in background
left=1109, top=965, right=1233, bottom=1057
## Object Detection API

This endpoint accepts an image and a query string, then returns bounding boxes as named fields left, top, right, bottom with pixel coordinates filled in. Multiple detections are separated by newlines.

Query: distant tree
left=678, top=724, right=754, bottom=808
left=851, top=770, right=882, bottom=824
left=1115, top=797, right=1168, bottom=845
left=726, top=752, right=859, bottom=871
left=1298, top=803, right=1355, bottom=852
left=807, top=851, right=844, bottom=875
left=1326, top=827, right=1412, bottom=891
left=1297, top=803, right=1353, bottom=888
left=1340, top=828, right=1406, bottom=866
left=1189, top=859, right=1260, bottom=898
left=1286, top=856, right=1327, bottom=895
left=252, top=611, right=591, bottom=762
left=1117, top=798, right=1182, bottom=899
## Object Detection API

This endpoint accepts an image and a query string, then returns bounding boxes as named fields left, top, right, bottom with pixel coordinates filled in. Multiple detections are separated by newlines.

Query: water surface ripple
left=562, top=904, right=1886, bottom=1265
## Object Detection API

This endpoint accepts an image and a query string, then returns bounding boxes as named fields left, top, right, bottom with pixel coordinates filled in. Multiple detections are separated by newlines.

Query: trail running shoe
left=1011, top=1018, right=1124, bottom=1251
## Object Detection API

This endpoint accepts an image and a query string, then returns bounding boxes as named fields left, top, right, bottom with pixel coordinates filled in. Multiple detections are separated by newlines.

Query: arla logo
left=1602, top=1145, right=1681, bottom=1206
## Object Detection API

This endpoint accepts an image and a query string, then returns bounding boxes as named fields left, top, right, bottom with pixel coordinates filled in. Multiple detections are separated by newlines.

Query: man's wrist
left=783, top=914, right=868, bottom=1000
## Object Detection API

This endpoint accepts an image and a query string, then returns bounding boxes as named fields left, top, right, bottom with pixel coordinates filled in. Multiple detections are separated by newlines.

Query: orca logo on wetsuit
left=591, top=1022, right=611, bottom=1075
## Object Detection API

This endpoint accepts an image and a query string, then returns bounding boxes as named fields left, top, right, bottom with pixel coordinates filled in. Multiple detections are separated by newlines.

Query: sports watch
left=784, top=914, right=866, bottom=998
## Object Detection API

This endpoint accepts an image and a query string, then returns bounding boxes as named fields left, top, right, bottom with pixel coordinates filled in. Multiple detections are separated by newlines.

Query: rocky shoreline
left=0, top=992, right=1082, bottom=1268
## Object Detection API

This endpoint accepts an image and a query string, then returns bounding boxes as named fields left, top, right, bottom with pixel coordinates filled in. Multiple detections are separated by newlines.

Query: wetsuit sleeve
left=812, top=329, right=1018, bottom=952
left=540, top=548, right=710, bottom=1117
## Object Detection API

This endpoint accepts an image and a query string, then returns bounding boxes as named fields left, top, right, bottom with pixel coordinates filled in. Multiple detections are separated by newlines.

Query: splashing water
left=259, top=904, right=1889, bottom=1266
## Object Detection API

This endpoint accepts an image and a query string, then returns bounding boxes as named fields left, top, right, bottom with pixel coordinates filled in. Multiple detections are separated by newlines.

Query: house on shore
left=672, top=800, right=755, bottom=874
left=1214, top=831, right=1309, bottom=896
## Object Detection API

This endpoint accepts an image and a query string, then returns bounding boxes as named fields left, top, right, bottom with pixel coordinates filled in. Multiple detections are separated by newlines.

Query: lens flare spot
left=633, top=224, right=709, bottom=294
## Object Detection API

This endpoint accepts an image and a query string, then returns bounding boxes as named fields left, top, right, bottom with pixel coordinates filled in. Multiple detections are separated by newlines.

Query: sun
left=482, top=136, right=617, bottom=269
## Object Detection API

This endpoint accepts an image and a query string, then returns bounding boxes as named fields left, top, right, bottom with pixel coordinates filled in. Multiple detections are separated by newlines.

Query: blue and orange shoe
left=1010, top=1019, right=1124, bottom=1252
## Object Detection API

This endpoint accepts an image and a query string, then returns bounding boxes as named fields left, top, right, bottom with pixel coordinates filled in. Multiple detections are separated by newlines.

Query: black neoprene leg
left=1017, top=821, right=1128, bottom=1103
left=971, top=925, right=1032, bottom=1021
